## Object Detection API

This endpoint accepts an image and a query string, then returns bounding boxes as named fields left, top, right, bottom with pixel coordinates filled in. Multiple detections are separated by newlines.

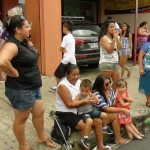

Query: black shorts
left=56, top=111, right=82, bottom=129
left=54, top=63, right=67, bottom=79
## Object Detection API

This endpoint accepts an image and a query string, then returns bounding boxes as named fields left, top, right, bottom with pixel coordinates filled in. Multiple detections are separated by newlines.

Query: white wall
left=100, top=0, right=150, bottom=33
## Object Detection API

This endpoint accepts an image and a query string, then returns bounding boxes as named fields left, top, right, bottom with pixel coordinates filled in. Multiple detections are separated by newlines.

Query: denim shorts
left=99, top=62, right=119, bottom=72
left=80, top=109, right=102, bottom=123
left=5, top=87, right=42, bottom=110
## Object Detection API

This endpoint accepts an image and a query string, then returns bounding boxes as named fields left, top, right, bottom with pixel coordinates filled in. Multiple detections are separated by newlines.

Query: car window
left=72, top=24, right=100, bottom=37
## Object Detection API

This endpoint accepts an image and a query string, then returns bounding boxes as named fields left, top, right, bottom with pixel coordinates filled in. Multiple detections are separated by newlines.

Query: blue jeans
left=5, top=87, right=42, bottom=110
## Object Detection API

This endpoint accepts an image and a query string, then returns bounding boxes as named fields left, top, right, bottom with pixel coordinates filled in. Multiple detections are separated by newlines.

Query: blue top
left=93, top=88, right=115, bottom=110
left=141, top=42, right=150, bottom=71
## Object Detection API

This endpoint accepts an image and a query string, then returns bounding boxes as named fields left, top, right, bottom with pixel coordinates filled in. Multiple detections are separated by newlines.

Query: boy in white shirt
left=49, top=20, right=76, bottom=93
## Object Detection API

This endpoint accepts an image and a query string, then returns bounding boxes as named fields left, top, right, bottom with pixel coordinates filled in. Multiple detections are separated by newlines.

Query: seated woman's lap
left=106, top=113, right=117, bottom=124
left=56, top=111, right=82, bottom=129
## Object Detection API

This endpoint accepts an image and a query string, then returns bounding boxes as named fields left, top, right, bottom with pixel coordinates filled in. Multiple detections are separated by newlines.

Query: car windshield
left=72, top=24, right=100, bottom=37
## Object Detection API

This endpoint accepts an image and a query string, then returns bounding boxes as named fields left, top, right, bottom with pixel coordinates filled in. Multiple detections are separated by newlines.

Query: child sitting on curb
left=115, top=79, right=145, bottom=140
left=75, top=79, right=113, bottom=149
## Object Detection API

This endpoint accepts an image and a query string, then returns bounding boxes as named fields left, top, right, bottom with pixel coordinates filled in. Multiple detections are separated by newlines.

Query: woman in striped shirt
left=92, top=74, right=130, bottom=145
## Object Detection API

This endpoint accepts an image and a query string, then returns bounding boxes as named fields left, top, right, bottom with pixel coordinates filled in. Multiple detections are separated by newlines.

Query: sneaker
left=81, top=137, right=91, bottom=149
left=49, top=86, right=57, bottom=93
left=103, top=126, right=113, bottom=134
left=93, top=145, right=111, bottom=150
left=93, top=146, right=97, bottom=150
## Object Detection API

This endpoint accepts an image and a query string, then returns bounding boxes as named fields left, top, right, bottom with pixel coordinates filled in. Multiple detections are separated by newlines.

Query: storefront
left=62, top=0, right=98, bottom=23
left=0, top=0, right=102, bottom=76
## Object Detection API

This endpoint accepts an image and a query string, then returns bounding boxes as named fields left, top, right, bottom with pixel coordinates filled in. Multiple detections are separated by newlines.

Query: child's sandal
left=138, top=132, right=146, bottom=138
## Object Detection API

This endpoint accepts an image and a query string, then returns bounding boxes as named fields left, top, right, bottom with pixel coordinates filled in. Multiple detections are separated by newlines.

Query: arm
left=100, top=36, right=116, bottom=53
left=138, top=50, right=145, bottom=75
left=124, top=92, right=133, bottom=103
left=0, top=43, right=19, bottom=77
left=117, top=97, right=131, bottom=108
left=59, top=47, right=67, bottom=53
left=129, top=33, right=133, bottom=58
left=113, top=34, right=123, bottom=50
left=138, top=28, right=149, bottom=36
left=102, top=106, right=130, bottom=115
left=57, top=84, right=89, bottom=108
left=74, top=94, right=81, bottom=101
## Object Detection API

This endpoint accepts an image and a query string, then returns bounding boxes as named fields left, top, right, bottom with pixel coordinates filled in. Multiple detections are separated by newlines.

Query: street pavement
left=118, top=132, right=150, bottom=150
left=0, top=60, right=150, bottom=150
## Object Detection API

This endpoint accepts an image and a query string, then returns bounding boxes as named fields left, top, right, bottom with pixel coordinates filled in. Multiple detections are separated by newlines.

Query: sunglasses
left=105, top=81, right=111, bottom=87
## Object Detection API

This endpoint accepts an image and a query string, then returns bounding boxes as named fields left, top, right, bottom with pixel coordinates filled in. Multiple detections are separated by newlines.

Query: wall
left=39, top=0, right=62, bottom=76
left=100, top=0, right=150, bottom=33
left=2, top=0, right=18, bottom=20
left=25, top=0, right=62, bottom=76
left=25, top=0, right=41, bottom=70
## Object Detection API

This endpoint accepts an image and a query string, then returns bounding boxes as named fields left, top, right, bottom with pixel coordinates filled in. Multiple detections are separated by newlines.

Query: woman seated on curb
left=92, top=74, right=131, bottom=145
left=55, top=63, right=112, bottom=150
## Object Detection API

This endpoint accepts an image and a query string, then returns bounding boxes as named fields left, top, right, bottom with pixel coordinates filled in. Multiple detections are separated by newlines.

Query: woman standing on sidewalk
left=138, top=35, right=150, bottom=108
left=99, top=19, right=123, bottom=92
left=0, top=15, right=56, bottom=150
left=137, top=21, right=150, bottom=54
left=119, top=23, right=133, bottom=78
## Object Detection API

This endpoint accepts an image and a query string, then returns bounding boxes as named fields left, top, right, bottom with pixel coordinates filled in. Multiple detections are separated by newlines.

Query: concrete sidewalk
left=0, top=62, right=150, bottom=150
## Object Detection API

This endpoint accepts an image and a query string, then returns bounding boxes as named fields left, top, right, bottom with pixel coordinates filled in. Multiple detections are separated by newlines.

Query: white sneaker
left=49, top=86, right=57, bottom=93
left=93, top=145, right=111, bottom=150
left=93, top=146, right=97, bottom=150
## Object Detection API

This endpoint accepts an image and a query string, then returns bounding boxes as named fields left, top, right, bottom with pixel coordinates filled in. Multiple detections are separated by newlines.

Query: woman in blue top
left=138, top=35, right=150, bottom=108
left=92, top=74, right=130, bottom=145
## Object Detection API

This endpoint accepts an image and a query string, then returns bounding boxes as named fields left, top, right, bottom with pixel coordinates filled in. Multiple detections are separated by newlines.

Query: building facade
left=0, top=0, right=101, bottom=76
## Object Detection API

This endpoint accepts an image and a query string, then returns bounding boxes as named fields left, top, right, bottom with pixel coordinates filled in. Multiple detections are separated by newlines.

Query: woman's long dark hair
left=147, top=35, right=150, bottom=42
left=138, top=21, right=147, bottom=28
left=121, top=23, right=130, bottom=38
left=98, top=19, right=115, bottom=41
left=92, top=74, right=111, bottom=104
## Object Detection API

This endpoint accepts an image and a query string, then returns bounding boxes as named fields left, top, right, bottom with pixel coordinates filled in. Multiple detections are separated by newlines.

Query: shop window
left=62, top=0, right=98, bottom=23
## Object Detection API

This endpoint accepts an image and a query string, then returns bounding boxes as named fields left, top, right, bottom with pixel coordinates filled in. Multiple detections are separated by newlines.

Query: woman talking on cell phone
left=98, top=19, right=123, bottom=92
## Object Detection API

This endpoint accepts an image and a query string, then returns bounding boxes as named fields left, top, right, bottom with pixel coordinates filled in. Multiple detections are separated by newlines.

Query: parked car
left=62, top=16, right=101, bottom=68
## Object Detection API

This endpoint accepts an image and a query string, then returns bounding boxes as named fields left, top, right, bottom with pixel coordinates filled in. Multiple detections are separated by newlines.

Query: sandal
left=146, top=102, right=150, bottom=108
left=38, top=138, right=56, bottom=149
left=134, top=135, right=143, bottom=140
left=115, top=138, right=131, bottom=145
left=138, top=132, right=146, bottom=138
left=127, top=71, right=131, bottom=78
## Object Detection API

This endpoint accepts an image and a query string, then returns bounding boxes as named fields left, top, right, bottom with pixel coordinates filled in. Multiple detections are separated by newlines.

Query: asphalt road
left=118, top=132, right=150, bottom=150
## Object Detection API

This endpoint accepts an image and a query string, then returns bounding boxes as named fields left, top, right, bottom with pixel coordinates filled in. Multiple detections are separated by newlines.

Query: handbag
left=117, top=112, right=132, bottom=124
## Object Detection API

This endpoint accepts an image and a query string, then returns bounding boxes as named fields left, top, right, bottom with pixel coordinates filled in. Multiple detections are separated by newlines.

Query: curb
left=58, top=113, right=150, bottom=150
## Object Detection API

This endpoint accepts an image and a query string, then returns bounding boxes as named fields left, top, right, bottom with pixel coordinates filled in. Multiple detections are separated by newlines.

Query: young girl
left=115, top=79, right=145, bottom=140
left=119, top=23, right=132, bottom=78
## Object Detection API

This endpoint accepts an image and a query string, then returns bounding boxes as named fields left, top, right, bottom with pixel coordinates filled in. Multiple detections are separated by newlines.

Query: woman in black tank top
left=0, top=15, right=56, bottom=150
